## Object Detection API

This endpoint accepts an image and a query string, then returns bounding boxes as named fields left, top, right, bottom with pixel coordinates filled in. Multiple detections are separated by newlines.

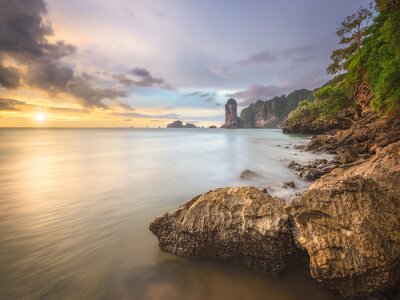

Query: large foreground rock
left=150, top=187, right=293, bottom=275
left=288, top=141, right=400, bottom=298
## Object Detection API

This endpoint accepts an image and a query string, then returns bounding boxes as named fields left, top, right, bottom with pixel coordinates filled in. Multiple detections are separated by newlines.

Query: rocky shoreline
left=150, top=115, right=400, bottom=299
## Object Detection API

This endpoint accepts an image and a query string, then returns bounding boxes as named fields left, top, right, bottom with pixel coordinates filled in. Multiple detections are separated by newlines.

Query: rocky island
left=167, top=120, right=198, bottom=128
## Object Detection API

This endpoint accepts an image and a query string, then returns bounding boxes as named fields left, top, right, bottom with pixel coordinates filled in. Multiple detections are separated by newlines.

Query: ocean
left=0, top=128, right=339, bottom=299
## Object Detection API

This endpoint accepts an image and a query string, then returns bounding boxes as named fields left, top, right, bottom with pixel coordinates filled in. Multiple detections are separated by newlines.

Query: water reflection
left=0, top=128, right=336, bottom=299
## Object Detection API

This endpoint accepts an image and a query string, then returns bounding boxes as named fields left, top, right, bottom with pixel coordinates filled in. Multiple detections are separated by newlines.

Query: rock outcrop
left=240, top=89, right=312, bottom=128
left=167, top=120, right=198, bottom=128
left=150, top=187, right=293, bottom=275
left=222, top=98, right=242, bottom=128
left=287, top=141, right=400, bottom=298
left=304, top=115, right=400, bottom=164
left=283, top=109, right=354, bottom=134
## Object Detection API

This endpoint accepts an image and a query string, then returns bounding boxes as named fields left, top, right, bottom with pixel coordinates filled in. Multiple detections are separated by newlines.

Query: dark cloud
left=0, top=0, right=128, bottom=109
left=227, top=84, right=288, bottom=106
left=208, top=65, right=234, bottom=78
left=114, top=68, right=173, bottom=90
left=0, top=64, right=20, bottom=89
left=238, top=50, right=278, bottom=65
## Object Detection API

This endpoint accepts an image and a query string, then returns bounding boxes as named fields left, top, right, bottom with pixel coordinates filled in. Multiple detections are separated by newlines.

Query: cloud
left=238, top=50, right=277, bottom=65
left=112, top=112, right=181, bottom=119
left=0, top=97, right=86, bottom=113
left=0, top=64, right=20, bottom=89
left=0, top=0, right=128, bottom=109
left=114, top=67, right=174, bottom=90
left=0, top=98, right=24, bottom=111
left=227, top=84, right=288, bottom=106
left=208, top=65, right=234, bottom=78
left=181, top=91, right=222, bottom=107
left=238, top=44, right=333, bottom=66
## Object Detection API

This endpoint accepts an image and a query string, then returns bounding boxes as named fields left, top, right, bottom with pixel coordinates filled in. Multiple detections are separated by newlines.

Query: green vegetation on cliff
left=346, top=1, right=400, bottom=115
left=286, top=1, right=400, bottom=131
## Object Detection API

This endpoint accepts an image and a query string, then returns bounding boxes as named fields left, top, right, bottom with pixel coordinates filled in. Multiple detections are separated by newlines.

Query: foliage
left=346, top=2, right=400, bottom=115
left=287, top=100, right=319, bottom=124
left=313, top=84, right=353, bottom=118
left=327, top=6, right=373, bottom=75
left=287, top=78, right=354, bottom=124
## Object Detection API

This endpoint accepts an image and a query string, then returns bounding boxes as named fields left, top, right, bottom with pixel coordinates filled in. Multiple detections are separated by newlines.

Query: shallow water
left=0, top=128, right=339, bottom=299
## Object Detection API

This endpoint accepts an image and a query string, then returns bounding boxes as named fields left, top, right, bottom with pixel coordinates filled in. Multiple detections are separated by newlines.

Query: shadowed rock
left=150, top=187, right=293, bottom=275
left=287, top=141, right=400, bottom=298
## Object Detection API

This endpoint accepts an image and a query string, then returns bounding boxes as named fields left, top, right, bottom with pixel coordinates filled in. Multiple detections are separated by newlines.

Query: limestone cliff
left=222, top=98, right=242, bottom=128
left=240, top=89, right=312, bottom=128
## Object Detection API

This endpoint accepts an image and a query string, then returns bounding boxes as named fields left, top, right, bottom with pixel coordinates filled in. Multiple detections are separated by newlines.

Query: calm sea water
left=0, top=128, right=339, bottom=300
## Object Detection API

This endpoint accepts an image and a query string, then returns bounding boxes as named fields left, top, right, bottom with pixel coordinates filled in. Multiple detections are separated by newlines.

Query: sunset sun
left=36, top=113, right=45, bottom=122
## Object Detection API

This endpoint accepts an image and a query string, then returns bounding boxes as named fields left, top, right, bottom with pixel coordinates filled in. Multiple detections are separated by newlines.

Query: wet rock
left=287, top=141, right=400, bottom=298
left=240, top=169, right=262, bottom=180
left=282, top=181, right=296, bottom=188
left=150, top=187, right=294, bottom=275
left=288, top=159, right=336, bottom=181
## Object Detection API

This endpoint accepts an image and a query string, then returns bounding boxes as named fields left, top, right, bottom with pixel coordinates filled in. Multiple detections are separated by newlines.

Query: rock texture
left=240, top=89, right=312, bottom=128
left=150, top=187, right=293, bottom=275
left=305, top=115, right=400, bottom=163
left=222, top=98, right=242, bottom=128
left=287, top=141, right=400, bottom=298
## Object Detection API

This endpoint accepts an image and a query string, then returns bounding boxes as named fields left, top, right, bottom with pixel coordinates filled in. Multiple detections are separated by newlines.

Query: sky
left=0, top=0, right=370, bottom=127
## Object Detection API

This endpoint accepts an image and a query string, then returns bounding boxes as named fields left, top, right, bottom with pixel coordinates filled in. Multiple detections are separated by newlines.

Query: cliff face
left=222, top=98, right=242, bottom=128
left=240, top=89, right=312, bottom=128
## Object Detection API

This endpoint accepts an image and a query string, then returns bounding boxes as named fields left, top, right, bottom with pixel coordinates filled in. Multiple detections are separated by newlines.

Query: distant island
left=167, top=120, right=197, bottom=128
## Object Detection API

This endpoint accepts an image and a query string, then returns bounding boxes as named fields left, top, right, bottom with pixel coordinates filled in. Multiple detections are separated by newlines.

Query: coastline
left=150, top=115, right=400, bottom=299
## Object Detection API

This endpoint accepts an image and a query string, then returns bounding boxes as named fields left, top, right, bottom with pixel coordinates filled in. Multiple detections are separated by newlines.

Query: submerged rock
left=240, top=169, right=262, bottom=180
left=287, top=141, right=400, bottom=298
left=282, top=181, right=296, bottom=188
left=150, top=187, right=293, bottom=275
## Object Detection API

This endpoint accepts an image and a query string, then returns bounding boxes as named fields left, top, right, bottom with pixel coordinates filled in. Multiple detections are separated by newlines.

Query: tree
left=327, top=6, right=373, bottom=75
